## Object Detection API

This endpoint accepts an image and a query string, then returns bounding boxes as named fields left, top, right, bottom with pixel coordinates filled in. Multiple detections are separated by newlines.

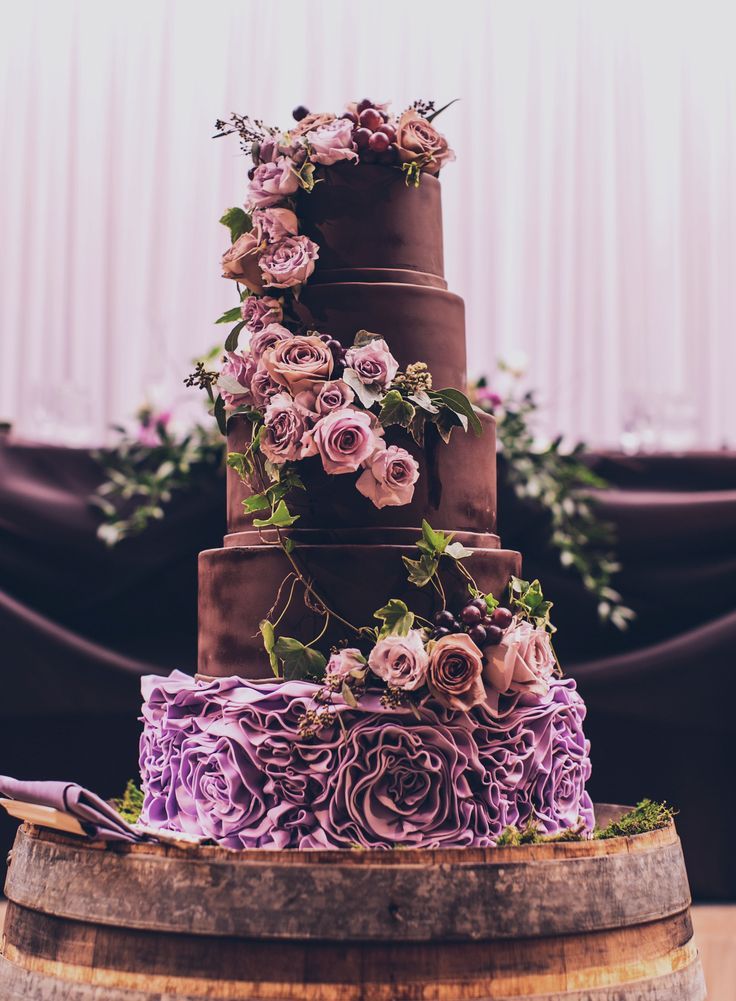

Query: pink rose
left=304, top=407, right=383, bottom=474
left=262, top=335, right=333, bottom=395
left=259, top=235, right=319, bottom=288
left=254, top=135, right=282, bottom=164
left=306, top=119, right=358, bottom=166
left=356, top=445, right=419, bottom=509
left=344, top=338, right=399, bottom=392
left=296, top=379, right=355, bottom=416
left=218, top=351, right=255, bottom=408
left=249, top=322, right=292, bottom=361
left=246, top=158, right=299, bottom=209
left=288, top=111, right=336, bottom=139
left=483, top=618, right=555, bottom=701
left=395, top=109, right=456, bottom=174
left=427, top=633, right=485, bottom=712
left=368, top=630, right=428, bottom=691
left=260, top=393, right=309, bottom=465
left=221, top=231, right=264, bottom=292
left=241, top=295, right=283, bottom=333
left=250, top=362, right=281, bottom=408
left=252, top=208, right=299, bottom=242
left=326, top=648, right=366, bottom=683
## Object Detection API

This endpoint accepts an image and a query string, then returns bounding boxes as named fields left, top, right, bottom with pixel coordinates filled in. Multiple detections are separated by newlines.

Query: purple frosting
left=140, top=672, right=593, bottom=849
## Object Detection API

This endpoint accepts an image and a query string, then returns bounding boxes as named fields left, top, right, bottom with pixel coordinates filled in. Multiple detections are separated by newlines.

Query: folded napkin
left=0, top=776, right=141, bottom=842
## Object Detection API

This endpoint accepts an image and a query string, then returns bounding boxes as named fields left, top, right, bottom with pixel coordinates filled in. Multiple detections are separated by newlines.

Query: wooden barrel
left=0, top=807, right=706, bottom=1000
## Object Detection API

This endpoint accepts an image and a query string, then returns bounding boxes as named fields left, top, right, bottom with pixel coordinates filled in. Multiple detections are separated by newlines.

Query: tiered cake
left=140, top=100, right=593, bottom=849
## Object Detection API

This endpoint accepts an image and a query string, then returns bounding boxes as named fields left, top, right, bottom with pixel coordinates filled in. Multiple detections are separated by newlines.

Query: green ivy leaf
left=402, top=553, right=439, bottom=588
left=409, top=390, right=439, bottom=414
left=468, top=585, right=500, bottom=614
left=224, top=320, right=247, bottom=352
left=379, top=390, right=416, bottom=428
left=219, top=207, right=251, bottom=242
left=432, top=388, right=483, bottom=435
left=408, top=409, right=427, bottom=445
left=252, top=499, right=300, bottom=529
left=242, top=492, right=270, bottom=514
left=341, top=682, right=359, bottom=709
left=353, top=329, right=383, bottom=348
left=445, top=541, right=473, bottom=560
left=226, top=451, right=251, bottom=478
left=421, top=520, right=454, bottom=555
left=215, top=306, right=243, bottom=325
left=434, top=406, right=464, bottom=443
left=374, top=599, right=415, bottom=637
left=259, top=620, right=280, bottom=677
left=509, top=576, right=555, bottom=631
left=293, top=162, right=319, bottom=193
left=273, top=637, right=327, bottom=680
left=213, top=394, right=227, bottom=436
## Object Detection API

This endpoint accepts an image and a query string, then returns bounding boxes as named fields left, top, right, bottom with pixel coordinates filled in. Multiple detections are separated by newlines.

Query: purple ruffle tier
left=139, top=671, right=594, bottom=850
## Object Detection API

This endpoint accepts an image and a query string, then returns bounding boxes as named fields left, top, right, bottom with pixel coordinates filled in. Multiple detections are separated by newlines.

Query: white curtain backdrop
left=1, top=0, right=735, bottom=447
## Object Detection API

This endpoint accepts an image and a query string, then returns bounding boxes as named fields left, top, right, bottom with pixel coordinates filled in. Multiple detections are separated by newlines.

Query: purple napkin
left=0, top=776, right=142, bottom=842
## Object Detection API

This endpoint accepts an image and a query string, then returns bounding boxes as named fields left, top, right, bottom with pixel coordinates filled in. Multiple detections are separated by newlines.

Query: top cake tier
left=297, top=164, right=446, bottom=287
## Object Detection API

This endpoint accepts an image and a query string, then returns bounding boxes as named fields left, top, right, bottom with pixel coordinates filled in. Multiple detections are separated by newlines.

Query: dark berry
left=491, top=607, right=514, bottom=630
left=340, top=111, right=359, bottom=125
left=359, top=107, right=384, bottom=131
left=356, top=98, right=373, bottom=113
left=318, top=332, right=332, bottom=342
left=468, top=625, right=487, bottom=645
left=368, top=131, right=390, bottom=153
left=460, top=605, right=482, bottom=625
left=326, top=338, right=343, bottom=353
left=484, top=624, right=504, bottom=645
left=377, top=123, right=397, bottom=142
left=292, top=105, right=309, bottom=122
left=433, top=626, right=451, bottom=639
left=434, top=609, right=456, bottom=628
left=470, top=597, right=487, bottom=613
left=354, top=127, right=372, bottom=150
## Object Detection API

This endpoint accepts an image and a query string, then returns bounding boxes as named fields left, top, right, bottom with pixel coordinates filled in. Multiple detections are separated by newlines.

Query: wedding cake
left=139, top=99, right=593, bottom=849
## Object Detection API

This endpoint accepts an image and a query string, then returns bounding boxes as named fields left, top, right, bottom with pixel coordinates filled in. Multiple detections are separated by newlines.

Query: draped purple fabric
left=1, top=432, right=734, bottom=895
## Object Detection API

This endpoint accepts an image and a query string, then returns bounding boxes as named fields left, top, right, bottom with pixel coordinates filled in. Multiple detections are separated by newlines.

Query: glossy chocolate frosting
left=198, top=542, right=522, bottom=679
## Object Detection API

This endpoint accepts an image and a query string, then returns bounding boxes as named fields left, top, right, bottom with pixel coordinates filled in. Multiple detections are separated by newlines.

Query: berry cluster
left=316, top=331, right=346, bottom=365
left=432, top=600, right=513, bottom=648
left=293, top=100, right=398, bottom=165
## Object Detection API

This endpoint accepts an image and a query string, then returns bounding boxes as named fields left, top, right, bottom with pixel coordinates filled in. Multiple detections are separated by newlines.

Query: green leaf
left=379, top=390, right=416, bottom=428
left=293, top=162, right=319, bottom=193
left=409, top=390, right=439, bottom=414
left=242, top=492, right=270, bottom=513
left=353, top=329, right=383, bottom=348
left=434, top=406, right=464, bottom=443
left=273, top=637, right=327, bottom=680
left=215, top=306, right=243, bottom=325
left=421, top=520, right=453, bottom=555
left=252, top=499, right=300, bottom=529
left=213, top=394, right=227, bottom=436
left=445, top=541, right=473, bottom=560
left=226, top=451, right=249, bottom=478
left=426, top=98, right=460, bottom=123
left=432, top=388, right=483, bottom=435
left=342, top=368, right=384, bottom=409
left=282, top=536, right=295, bottom=554
left=468, top=585, right=499, bottom=614
left=408, top=408, right=427, bottom=445
left=509, top=576, right=555, bottom=631
left=374, top=598, right=415, bottom=637
left=220, top=207, right=251, bottom=242
left=341, top=682, right=359, bottom=709
left=259, top=620, right=280, bottom=677
left=225, top=320, right=247, bottom=352
left=402, top=553, right=438, bottom=588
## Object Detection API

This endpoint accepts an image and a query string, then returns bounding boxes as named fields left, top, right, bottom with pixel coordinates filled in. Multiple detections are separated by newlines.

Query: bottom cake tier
left=140, top=670, right=593, bottom=850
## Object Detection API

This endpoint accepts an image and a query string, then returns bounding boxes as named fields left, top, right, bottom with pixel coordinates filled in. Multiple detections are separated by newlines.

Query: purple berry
left=368, top=131, right=390, bottom=153
left=491, top=607, right=513, bottom=630
left=468, top=625, right=487, bottom=645
left=434, top=609, right=456, bottom=629
left=359, top=108, right=384, bottom=131
left=484, top=624, right=504, bottom=645
left=470, top=597, right=487, bottom=613
left=433, top=626, right=451, bottom=639
left=356, top=99, right=373, bottom=113
left=354, top=127, right=372, bottom=150
left=341, top=111, right=359, bottom=125
left=292, top=105, right=309, bottom=122
left=460, top=605, right=482, bottom=626
left=377, top=123, right=396, bottom=141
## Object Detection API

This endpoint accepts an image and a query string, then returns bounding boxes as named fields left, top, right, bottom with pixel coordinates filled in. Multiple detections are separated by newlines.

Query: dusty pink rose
left=344, top=338, right=399, bottom=392
left=246, top=158, right=299, bottom=209
left=395, top=109, right=456, bottom=174
left=356, top=445, right=419, bottom=509
left=221, top=231, right=264, bottom=292
left=252, top=208, right=298, bottom=242
left=254, top=135, right=282, bottom=164
left=368, top=630, right=428, bottom=691
left=260, top=393, right=309, bottom=465
left=483, top=618, right=555, bottom=701
left=241, top=295, right=283, bottom=332
left=325, top=648, right=366, bottom=684
left=249, top=322, right=292, bottom=361
left=262, top=335, right=333, bottom=394
left=303, top=407, right=383, bottom=474
left=306, top=119, right=358, bottom=166
left=288, top=111, right=336, bottom=139
left=259, top=235, right=319, bottom=288
left=296, top=379, right=355, bottom=416
left=250, top=362, right=281, bottom=407
left=427, top=633, right=485, bottom=711
left=218, top=351, right=255, bottom=408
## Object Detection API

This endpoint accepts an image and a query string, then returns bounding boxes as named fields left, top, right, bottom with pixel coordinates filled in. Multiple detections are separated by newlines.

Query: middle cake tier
left=199, top=539, right=521, bottom=679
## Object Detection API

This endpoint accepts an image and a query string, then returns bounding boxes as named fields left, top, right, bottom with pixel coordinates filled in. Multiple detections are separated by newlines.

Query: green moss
left=111, top=779, right=144, bottom=825
left=594, top=799, right=675, bottom=840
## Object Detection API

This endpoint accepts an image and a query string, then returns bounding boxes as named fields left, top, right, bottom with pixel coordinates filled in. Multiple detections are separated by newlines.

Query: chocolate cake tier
left=198, top=541, right=521, bottom=679
left=227, top=411, right=497, bottom=536
left=297, top=164, right=444, bottom=281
